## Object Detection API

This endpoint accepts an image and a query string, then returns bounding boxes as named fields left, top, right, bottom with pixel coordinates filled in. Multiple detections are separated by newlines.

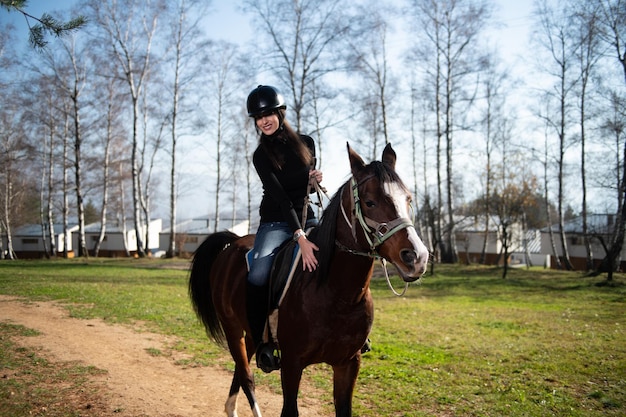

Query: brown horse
left=189, top=143, right=429, bottom=417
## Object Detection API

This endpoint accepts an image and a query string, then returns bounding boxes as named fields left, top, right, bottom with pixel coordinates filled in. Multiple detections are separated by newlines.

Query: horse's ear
left=347, top=142, right=366, bottom=174
left=382, top=143, right=396, bottom=170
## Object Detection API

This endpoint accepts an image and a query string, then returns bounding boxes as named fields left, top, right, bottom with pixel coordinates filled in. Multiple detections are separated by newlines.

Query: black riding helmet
left=247, top=85, right=286, bottom=117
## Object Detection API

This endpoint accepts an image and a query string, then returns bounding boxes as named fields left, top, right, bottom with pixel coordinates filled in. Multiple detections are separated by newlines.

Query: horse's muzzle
left=398, top=248, right=428, bottom=281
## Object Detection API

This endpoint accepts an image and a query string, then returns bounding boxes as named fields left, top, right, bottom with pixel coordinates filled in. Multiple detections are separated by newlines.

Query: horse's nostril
left=400, top=249, right=417, bottom=265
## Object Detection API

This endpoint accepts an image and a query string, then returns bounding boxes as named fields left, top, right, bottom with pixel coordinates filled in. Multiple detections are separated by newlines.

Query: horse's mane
left=307, top=160, right=406, bottom=285
left=307, top=182, right=344, bottom=285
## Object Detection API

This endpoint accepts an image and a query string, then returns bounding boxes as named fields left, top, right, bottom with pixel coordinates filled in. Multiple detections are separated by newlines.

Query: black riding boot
left=246, top=283, right=280, bottom=373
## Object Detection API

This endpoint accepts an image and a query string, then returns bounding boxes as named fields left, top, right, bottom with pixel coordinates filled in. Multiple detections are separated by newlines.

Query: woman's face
left=255, top=112, right=280, bottom=135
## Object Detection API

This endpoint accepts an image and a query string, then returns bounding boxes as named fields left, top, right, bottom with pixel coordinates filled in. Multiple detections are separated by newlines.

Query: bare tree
left=87, top=0, right=163, bottom=257
left=163, top=0, right=209, bottom=257
left=491, top=176, right=539, bottom=279
left=92, top=90, right=113, bottom=258
left=532, top=0, right=576, bottom=270
left=569, top=0, right=605, bottom=270
left=243, top=0, right=358, bottom=134
left=198, top=41, right=244, bottom=233
left=41, top=82, right=59, bottom=258
left=409, top=76, right=433, bottom=253
left=60, top=98, right=72, bottom=258
left=92, top=71, right=125, bottom=257
left=347, top=4, right=397, bottom=159
left=594, top=90, right=626, bottom=280
left=594, top=0, right=626, bottom=82
left=477, top=53, right=509, bottom=265
left=593, top=0, right=626, bottom=278
left=407, top=0, right=493, bottom=263
left=59, top=36, right=88, bottom=257
left=0, top=100, right=27, bottom=259
left=19, top=70, right=61, bottom=259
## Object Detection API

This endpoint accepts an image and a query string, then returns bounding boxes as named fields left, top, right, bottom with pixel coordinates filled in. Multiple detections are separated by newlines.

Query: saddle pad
left=245, top=240, right=300, bottom=308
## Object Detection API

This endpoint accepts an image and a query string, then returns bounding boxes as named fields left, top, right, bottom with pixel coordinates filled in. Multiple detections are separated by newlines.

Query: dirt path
left=0, top=295, right=326, bottom=416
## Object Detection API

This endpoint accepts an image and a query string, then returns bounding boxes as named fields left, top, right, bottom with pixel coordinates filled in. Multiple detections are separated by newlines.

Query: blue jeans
left=248, top=220, right=318, bottom=286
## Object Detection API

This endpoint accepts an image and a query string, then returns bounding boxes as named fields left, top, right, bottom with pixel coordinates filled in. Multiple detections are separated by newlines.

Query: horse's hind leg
left=233, top=363, right=263, bottom=417
left=225, top=372, right=241, bottom=417
left=225, top=334, right=263, bottom=417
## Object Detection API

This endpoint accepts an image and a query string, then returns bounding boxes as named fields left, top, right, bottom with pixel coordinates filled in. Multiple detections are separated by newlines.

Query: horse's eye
left=365, top=201, right=375, bottom=208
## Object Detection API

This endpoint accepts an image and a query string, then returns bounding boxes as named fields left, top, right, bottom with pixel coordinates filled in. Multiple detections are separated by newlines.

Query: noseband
left=338, top=175, right=414, bottom=257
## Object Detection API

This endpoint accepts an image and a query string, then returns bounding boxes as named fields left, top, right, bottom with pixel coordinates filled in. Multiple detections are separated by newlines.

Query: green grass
left=0, top=259, right=624, bottom=416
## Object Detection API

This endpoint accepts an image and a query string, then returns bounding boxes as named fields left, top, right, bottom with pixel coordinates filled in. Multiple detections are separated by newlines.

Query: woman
left=246, top=85, right=323, bottom=373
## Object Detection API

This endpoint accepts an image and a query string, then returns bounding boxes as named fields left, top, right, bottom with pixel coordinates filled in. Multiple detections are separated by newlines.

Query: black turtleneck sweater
left=253, top=134, right=316, bottom=233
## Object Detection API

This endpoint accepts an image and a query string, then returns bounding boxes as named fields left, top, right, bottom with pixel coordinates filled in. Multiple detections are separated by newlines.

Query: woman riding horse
left=245, top=84, right=323, bottom=373
left=189, top=140, right=430, bottom=417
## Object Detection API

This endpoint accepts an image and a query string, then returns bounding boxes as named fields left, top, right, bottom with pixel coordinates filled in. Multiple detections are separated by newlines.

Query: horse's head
left=344, top=143, right=429, bottom=281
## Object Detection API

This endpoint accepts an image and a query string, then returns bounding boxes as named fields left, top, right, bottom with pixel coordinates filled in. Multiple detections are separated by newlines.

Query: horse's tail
left=189, top=231, right=240, bottom=347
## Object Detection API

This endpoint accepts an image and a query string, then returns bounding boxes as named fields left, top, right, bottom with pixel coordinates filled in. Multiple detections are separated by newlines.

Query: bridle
left=308, top=173, right=417, bottom=296
left=335, top=175, right=417, bottom=296
left=338, top=175, right=414, bottom=256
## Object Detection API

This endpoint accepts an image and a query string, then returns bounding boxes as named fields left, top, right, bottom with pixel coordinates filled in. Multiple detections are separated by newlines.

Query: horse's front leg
left=279, top=356, right=304, bottom=417
left=332, top=355, right=361, bottom=417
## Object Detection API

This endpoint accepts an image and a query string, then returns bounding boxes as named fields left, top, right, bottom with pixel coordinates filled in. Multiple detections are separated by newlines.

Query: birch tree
left=346, top=4, right=397, bottom=159
left=569, top=0, right=604, bottom=271
left=163, top=0, right=209, bottom=257
left=477, top=54, right=509, bottom=265
left=532, top=0, right=578, bottom=270
left=408, top=0, right=493, bottom=263
left=593, top=0, right=626, bottom=278
left=87, top=0, right=164, bottom=257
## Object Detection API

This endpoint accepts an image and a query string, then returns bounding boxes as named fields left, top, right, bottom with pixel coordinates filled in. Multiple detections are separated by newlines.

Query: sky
left=4, top=0, right=535, bottom=75
left=3, top=0, right=539, bottom=220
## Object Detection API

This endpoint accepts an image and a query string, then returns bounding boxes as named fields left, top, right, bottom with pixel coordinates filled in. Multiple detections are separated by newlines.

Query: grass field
left=0, top=258, right=624, bottom=416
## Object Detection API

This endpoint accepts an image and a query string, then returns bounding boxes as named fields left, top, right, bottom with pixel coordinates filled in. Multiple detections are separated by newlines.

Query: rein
left=302, top=174, right=329, bottom=228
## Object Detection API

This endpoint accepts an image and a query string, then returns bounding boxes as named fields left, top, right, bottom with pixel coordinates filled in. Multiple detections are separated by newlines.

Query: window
left=22, top=238, right=38, bottom=245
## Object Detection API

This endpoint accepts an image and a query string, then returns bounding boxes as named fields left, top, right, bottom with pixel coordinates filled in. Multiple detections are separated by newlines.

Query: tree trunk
left=1, top=161, right=16, bottom=259
left=39, top=141, right=50, bottom=258
left=94, top=93, right=114, bottom=258
left=46, top=121, right=56, bottom=257
left=72, top=85, right=87, bottom=258
left=62, top=104, right=71, bottom=259
left=544, top=131, right=562, bottom=270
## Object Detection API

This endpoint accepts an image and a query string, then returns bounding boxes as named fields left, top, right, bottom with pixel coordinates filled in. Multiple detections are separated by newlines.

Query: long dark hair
left=258, top=109, right=313, bottom=170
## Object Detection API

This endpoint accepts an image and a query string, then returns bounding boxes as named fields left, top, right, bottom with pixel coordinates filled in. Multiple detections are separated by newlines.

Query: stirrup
left=256, top=343, right=280, bottom=373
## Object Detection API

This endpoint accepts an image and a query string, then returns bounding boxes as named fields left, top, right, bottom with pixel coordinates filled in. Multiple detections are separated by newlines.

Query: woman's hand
left=295, top=230, right=319, bottom=272
left=309, top=169, right=323, bottom=186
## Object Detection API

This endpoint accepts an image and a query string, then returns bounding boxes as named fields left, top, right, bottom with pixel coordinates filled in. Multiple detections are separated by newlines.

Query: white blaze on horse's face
left=384, top=181, right=430, bottom=278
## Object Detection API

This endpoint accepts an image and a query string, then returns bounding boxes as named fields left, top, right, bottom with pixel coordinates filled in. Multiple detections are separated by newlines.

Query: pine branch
left=1, top=1, right=86, bottom=49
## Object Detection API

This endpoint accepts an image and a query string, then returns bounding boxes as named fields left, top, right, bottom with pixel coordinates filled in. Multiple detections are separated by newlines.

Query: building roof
left=12, top=223, right=79, bottom=236
left=82, top=219, right=162, bottom=234
left=160, top=216, right=248, bottom=235
left=455, top=215, right=503, bottom=232
left=543, top=214, right=617, bottom=234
